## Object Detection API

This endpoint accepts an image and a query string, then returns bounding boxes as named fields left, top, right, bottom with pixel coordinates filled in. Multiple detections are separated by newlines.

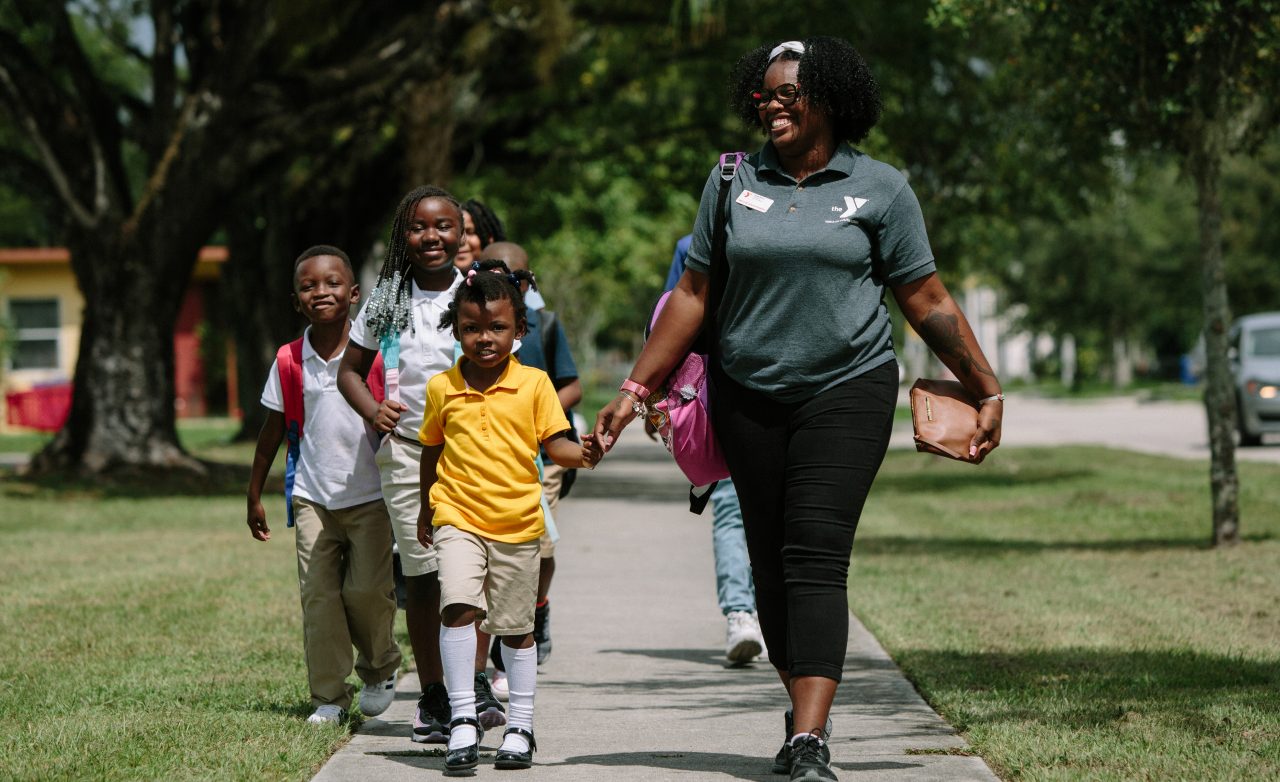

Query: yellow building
left=0, top=247, right=231, bottom=430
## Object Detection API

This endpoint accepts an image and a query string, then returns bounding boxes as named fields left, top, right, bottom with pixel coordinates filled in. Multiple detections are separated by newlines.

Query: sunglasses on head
left=751, top=83, right=802, bottom=108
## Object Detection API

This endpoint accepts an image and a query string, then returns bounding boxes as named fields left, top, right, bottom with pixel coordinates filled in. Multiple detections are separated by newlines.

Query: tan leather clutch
left=909, top=378, right=979, bottom=462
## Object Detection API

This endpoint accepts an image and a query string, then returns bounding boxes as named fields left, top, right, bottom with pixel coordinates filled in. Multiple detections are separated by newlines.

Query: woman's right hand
left=594, top=393, right=640, bottom=453
left=371, top=399, right=403, bottom=433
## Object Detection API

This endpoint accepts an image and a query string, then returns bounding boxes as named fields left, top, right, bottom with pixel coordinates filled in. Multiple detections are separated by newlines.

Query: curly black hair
left=460, top=199, right=507, bottom=248
left=438, top=259, right=529, bottom=333
left=293, top=244, right=354, bottom=282
left=728, top=36, right=882, bottom=145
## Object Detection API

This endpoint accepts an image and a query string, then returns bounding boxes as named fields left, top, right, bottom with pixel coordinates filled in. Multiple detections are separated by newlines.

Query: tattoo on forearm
left=919, top=311, right=996, bottom=380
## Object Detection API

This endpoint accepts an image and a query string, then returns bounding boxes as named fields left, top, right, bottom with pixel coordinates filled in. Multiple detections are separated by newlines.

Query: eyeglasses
left=750, top=83, right=802, bottom=108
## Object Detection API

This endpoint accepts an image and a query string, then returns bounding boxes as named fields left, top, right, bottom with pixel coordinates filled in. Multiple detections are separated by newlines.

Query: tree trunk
left=1112, top=335, right=1133, bottom=389
left=1059, top=333, right=1077, bottom=389
left=28, top=230, right=203, bottom=475
left=1189, top=145, right=1239, bottom=546
left=222, top=213, right=306, bottom=442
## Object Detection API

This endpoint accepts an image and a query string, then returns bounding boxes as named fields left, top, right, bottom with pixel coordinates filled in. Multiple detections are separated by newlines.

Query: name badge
left=735, top=189, right=774, bottom=213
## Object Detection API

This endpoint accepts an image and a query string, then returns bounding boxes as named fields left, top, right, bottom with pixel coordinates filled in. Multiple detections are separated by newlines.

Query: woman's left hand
left=969, top=401, right=1002, bottom=463
left=594, top=393, right=640, bottom=453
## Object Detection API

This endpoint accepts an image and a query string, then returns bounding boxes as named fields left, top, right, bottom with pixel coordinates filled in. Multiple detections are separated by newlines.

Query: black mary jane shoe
left=444, top=717, right=482, bottom=774
left=494, top=727, right=537, bottom=770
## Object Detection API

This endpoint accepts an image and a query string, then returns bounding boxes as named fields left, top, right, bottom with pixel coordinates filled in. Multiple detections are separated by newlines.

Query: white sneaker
left=307, top=704, right=347, bottom=724
left=358, top=671, right=398, bottom=717
left=491, top=670, right=509, bottom=701
left=725, top=611, right=764, bottom=664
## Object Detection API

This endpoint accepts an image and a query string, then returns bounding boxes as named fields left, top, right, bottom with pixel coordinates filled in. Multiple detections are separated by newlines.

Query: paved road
left=899, top=394, right=1280, bottom=463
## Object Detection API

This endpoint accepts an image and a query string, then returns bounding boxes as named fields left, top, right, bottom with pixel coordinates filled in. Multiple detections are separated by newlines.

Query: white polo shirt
left=349, top=273, right=462, bottom=441
left=261, top=328, right=383, bottom=510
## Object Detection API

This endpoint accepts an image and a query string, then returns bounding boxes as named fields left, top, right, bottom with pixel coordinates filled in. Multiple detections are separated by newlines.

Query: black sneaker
left=533, top=601, right=552, bottom=664
left=789, top=733, right=836, bottom=781
left=412, top=682, right=451, bottom=744
left=772, top=709, right=795, bottom=773
left=773, top=710, right=835, bottom=774
left=474, top=671, right=507, bottom=729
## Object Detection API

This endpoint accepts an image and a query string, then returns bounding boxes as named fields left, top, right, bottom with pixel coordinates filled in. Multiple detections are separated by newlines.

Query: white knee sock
left=499, top=643, right=537, bottom=753
left=440, top=624, right=477, bottom=750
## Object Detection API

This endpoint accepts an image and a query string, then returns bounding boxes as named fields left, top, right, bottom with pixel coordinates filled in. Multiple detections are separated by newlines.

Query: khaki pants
left=435, top=524, right=540, bottom=636
left=375, top=435, right=437, bottom=575
left=294, top=497, right=402, bottom=709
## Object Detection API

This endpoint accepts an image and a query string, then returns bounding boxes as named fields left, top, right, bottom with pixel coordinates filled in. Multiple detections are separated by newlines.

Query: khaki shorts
left=539, top=461, right=566, bottom=558
left=375, top=435, right=437, bottom=576
left=434, top=524, right=540, bottom=636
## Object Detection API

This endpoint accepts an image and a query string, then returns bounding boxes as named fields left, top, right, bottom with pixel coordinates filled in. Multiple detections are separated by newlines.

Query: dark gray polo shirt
left=686, top=142, right=935, bottom=402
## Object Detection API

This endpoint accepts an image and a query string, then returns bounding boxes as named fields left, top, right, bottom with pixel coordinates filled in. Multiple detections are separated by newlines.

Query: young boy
left=246, top=244, right=401, bottom=725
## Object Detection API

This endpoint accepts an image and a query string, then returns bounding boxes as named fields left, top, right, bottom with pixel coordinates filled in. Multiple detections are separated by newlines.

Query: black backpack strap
left=696, top=151, right=744, bottom=358
left=689, top=481, right=718, bottom=515
left=539, top=309, right=558, bottom=377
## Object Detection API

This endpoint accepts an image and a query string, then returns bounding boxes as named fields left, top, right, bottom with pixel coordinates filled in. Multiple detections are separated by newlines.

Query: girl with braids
left=417, top=261, right=602, bottom=772
left=453, top=198, right=508, bottom=271
left=337, top=185, right=463, bottom=745
left=595, top=38, right=1003, bottom=781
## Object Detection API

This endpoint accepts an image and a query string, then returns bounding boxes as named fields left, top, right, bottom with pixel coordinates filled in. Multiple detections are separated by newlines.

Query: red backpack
left=276, top=338, right=385, bottom=526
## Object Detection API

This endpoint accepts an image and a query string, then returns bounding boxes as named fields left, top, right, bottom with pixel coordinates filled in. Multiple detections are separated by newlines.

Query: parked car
left=1229, top=312, right=1280, bottom=446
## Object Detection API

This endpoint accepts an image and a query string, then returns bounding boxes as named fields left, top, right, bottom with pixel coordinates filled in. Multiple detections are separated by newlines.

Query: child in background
left=246, top=245, right=400, bottom=725
left=336, top=186, right=462, bottom=743
left=453, top=198, right=507, bottom=271
left=665, top=234, right=766, bottom=666
left=417, top=261, right=603, bottom=772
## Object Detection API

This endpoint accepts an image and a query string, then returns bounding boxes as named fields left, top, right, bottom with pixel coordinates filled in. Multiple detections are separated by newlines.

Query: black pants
left=711, top=361, right=897, bottom=681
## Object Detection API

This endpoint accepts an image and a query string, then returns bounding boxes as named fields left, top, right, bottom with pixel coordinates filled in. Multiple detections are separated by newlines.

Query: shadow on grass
left=896, top=646, right=1280, bottom=733
left=0, top=459, right=274, bottom=499
left=858, top=532, right=1274, bottom=556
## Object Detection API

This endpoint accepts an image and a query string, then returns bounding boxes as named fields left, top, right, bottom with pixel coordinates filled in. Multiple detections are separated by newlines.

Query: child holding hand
left=416, top=261, right=603, bottom=773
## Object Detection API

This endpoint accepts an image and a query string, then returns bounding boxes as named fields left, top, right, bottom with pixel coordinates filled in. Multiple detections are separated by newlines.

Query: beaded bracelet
left=618, top=388, right=647, bottom=416
left=620, top=378, right=652, bottom=399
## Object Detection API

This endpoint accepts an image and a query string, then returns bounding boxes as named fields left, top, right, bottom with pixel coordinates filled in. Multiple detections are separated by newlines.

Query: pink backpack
left=647, top=291, right=730, bottom=488
left=644, top=152, right=744, bottom=496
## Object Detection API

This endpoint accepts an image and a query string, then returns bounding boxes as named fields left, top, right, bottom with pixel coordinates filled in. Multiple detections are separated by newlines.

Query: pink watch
left=620, top=379, right=652, bottom=399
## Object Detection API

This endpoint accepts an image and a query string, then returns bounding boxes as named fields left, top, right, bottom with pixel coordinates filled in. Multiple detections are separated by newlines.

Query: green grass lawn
left=0, top=420, right=380, bottom=781
left=854, top=447, right=1280, bottom=781
left=2, top=440, right=1277, bottom=779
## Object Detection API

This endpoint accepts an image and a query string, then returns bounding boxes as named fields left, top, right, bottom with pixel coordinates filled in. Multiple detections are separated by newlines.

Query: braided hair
left=460, top=199, right=507, bottom=248
left=364, top=185, right=462, bottom=340
left=438, top=260, right=529, bottom=333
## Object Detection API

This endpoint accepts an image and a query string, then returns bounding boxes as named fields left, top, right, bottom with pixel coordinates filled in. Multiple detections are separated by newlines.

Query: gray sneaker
left=725, top=610, right=764, bottom=664
left=789, top=733, right=836, bottom=781
left=773, top=710, right=834, bottom=774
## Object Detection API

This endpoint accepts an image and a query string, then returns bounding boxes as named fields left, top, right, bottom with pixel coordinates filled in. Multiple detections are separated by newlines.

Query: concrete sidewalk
left=313, top=436, right=997, bottom=781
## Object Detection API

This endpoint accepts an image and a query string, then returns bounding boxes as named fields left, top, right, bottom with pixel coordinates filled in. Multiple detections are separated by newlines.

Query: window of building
left=7, top=298, right=61, bottom=370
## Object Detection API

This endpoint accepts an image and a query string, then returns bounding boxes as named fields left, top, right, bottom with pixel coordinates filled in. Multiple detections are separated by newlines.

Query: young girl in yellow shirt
left=417, top=261, right=603, bottom=772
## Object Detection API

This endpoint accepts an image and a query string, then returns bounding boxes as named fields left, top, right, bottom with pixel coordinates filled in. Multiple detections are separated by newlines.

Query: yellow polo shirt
left=419, top=358, right=570, bottom=543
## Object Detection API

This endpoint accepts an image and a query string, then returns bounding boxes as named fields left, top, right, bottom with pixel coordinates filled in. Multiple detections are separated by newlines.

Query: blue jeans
left=711, top=479, right=756, bottom=616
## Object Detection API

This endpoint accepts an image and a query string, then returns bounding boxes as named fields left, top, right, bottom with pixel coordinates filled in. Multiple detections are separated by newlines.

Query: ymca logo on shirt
left=826, top=196, right=868, bottom=224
